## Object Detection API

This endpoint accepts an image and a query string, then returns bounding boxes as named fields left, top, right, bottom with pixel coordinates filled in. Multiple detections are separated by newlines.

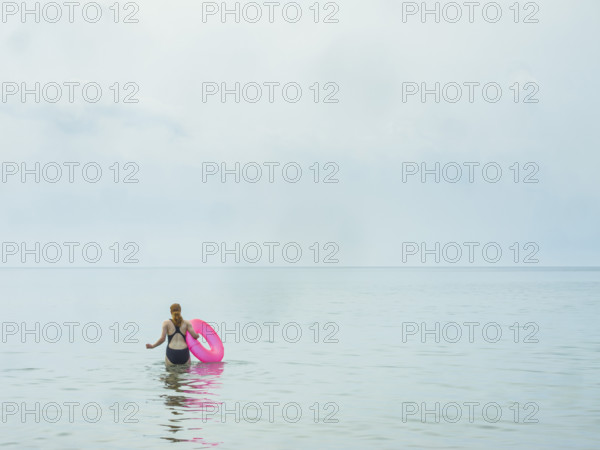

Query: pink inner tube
left=186, top=319, right=224, bottom=363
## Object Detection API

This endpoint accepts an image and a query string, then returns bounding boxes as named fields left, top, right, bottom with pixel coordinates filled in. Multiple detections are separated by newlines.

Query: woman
left=146, top=303, right=200, bottom=365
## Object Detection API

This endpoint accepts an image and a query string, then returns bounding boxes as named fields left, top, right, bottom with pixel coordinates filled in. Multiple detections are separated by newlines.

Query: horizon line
left=0, top=266, right=599, bottom=270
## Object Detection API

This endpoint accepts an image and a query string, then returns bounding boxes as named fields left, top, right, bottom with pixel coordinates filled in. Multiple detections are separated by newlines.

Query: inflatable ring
left=186, top=319, right=224, bottom=363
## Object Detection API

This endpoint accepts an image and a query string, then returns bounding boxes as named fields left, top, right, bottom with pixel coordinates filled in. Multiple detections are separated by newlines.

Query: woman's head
left=170, top=303, right=183, bottom=327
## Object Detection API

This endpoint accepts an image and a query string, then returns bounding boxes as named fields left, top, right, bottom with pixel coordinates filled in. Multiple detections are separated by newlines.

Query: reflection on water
left=159, top=362, right=225, bottom=446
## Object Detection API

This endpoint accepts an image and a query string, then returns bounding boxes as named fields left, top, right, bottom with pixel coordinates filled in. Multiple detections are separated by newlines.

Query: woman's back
left=146, top=303, right=199, bottom=366
left=166, top=319, right=191, bottom=350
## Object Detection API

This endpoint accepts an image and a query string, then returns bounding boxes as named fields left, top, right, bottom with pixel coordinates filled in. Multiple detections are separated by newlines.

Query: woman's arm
left=146, top=322, right=168, bottom=349
left=186, top=320, right=200, bottom=340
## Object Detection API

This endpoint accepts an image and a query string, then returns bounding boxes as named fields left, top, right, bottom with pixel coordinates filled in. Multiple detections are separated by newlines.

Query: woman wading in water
left=146, top=303, right=200, bottom=365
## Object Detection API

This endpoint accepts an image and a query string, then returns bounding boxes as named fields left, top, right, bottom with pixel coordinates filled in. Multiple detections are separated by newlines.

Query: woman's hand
left=146, top=343, right=153, bottom=349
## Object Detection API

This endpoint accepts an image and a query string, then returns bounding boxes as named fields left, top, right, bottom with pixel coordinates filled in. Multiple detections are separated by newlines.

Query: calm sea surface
left=1, top=268, right=599, bottom=449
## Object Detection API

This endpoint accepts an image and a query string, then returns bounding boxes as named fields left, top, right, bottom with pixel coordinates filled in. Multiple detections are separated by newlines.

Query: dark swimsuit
left=166, top=320, right=190, bottom=364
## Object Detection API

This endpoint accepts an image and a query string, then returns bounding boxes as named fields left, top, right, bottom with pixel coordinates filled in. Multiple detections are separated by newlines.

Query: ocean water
left=1, top=268, right=599, bottom=449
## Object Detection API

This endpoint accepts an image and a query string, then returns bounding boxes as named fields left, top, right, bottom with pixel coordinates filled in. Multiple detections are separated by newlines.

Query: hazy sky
left=1, top=0, right=598, bottom=266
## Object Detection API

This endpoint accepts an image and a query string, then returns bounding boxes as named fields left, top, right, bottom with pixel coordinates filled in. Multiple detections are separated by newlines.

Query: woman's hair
left=170, top=303, right=183, bottom=327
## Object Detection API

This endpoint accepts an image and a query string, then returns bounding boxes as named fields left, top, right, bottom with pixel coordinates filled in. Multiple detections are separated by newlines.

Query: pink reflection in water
left=160, top=362, right=225, bottom=447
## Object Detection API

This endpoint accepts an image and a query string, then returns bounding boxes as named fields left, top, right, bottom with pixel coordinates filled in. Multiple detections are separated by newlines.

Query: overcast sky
left=1, top=0, right=598, bottom=266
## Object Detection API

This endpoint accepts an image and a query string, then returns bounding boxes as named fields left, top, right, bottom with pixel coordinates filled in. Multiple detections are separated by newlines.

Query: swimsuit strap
left=169, top=319, right=186, bottom=338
